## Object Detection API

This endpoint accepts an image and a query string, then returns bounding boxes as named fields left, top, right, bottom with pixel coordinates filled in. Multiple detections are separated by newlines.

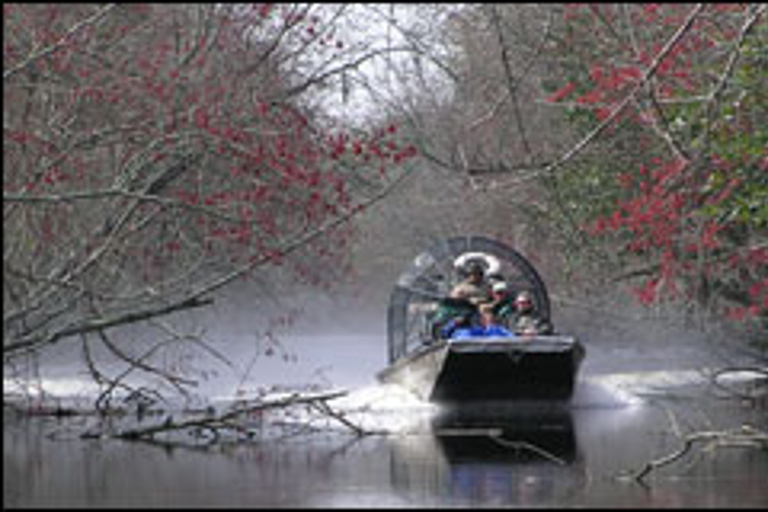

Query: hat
left=492, top=281, right=509, bottom=293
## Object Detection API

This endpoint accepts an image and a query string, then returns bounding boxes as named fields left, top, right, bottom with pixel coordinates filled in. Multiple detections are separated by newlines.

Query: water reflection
left=5, top=390, right=768, bottom=508
left=389, top=402, right=587, bottom=506
left=433, top=402, right=578, bottom=464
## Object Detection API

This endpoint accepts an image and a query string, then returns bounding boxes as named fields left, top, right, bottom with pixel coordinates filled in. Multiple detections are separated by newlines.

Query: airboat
left=377, top=236, right=585, bottom=403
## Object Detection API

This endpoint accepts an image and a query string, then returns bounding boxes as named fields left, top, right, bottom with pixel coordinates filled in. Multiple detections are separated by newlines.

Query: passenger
left=435, top=303, right=476, bottom=339
left=436, top=254, right=496, bottom=339
left=489, top=281, right=516, bottom=327
left=478, top=302, right=496, bottom=326
left=439, top=315, right=473, bottom=339
left=487, top=272, right=505, bottom=289
left=510, top=291, right=553, bottom=335
left=449, top=260, right=492, bottom=306
left=478, top=303, right=514, bottom=337
left=448, top=303, right=513, bottom=339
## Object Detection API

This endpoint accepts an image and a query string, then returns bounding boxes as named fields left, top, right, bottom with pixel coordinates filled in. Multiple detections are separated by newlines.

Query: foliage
left=541, top=4, right=767, bottom=328
left=2, top=4, right=418, bottom=358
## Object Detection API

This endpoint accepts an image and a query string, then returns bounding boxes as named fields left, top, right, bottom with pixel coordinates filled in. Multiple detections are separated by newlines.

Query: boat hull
left=377, top=336, right=585, bottom=403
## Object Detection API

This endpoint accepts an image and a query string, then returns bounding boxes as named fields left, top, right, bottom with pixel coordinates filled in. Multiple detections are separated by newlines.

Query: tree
left=2, top=3, right=418, bottom=369
left=546, top=4, right=767, bottom=332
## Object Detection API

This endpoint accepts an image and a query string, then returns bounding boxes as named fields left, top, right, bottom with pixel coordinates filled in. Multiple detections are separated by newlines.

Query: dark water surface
left=4, top=334, right=768, bottom=508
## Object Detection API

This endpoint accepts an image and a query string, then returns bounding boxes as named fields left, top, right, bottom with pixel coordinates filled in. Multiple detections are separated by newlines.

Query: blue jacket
left=449, top=324, right=514, bottom=339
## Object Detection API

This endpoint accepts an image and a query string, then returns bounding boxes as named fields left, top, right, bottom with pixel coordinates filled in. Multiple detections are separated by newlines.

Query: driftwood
left=618, top=424, right=768, bottom=483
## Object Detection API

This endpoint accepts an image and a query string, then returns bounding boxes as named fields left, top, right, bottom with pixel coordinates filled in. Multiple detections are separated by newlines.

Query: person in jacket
left=447, top=304, right=514, bottom=339
left=510, top=291, right=553, bottom=335
left=489, top=280, right=516, bottom=327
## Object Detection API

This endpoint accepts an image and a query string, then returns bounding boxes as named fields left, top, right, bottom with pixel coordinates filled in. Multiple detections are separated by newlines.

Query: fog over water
left=4, top=286, right=762, bottom=409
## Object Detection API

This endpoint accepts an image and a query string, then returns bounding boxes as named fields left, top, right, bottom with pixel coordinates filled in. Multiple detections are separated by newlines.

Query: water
left=4, top=334, right=768, bottom=508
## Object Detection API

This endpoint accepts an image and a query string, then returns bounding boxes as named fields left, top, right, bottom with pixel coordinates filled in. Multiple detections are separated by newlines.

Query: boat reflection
left=433, top=402, right=578, bottom=464
left=389, top=402, right=584, bottom=506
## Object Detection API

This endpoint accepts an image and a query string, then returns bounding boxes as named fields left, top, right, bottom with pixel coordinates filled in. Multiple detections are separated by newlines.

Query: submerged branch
left=107, top=390, right=350, bottom=441
left=618, top=425, right=768, bottom=483
left=489, top=435, right=568, bottom=465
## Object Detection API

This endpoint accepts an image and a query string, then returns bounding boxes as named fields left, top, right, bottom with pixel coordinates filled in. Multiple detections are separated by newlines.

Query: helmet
left=453, top=252, right=499, bottom=277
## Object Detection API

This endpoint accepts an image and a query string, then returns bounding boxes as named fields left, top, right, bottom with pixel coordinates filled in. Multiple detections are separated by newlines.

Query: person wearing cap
left=510, top=290, right=553, bottom=335
left=489, top=280, right=516, bottom=327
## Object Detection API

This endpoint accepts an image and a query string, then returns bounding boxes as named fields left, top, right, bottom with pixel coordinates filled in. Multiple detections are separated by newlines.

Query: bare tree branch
left=4, top=297, right=213, bottom=357
left=3, top=4, right=117, bottom=81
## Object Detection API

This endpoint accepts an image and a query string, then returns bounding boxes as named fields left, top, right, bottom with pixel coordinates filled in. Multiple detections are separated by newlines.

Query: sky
left=303, top=4, right=462, bottom=126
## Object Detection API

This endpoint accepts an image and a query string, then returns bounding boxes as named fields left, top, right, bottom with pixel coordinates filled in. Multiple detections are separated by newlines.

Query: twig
left=472, top=4, right=707, bottom=183
left=488, top=5, right=534, bottom=157
left=84, top=333, right=178, bottom=412
left=540, top=4, right=704, bottom=175
left=96, top=329, right=197, bottom=393
left=147, top=319, right=234, bottom=371
left=4, top=4, right=117, bottom=81
left=699, top=4, right=767, bottom=153
left=470, top=6, right=555, bottom=133
left=82, top=335, right=129, bottom=411
left=489, top=434, right=568, bottom=465
left=308, top=399, right=381, bottom=437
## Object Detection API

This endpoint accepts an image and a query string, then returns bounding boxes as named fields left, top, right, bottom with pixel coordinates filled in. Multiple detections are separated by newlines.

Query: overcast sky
left=311, top=4, right=462, bottom=127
